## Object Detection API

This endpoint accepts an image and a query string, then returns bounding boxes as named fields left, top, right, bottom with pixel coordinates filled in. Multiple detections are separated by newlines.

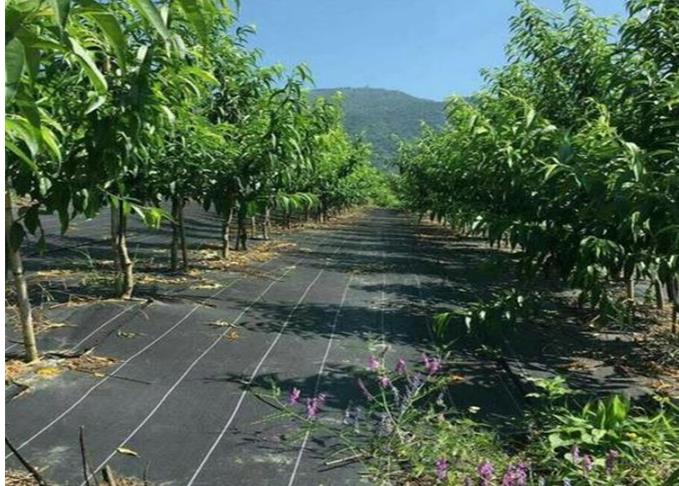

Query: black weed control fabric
left=6, top=209, right=528, bottom=485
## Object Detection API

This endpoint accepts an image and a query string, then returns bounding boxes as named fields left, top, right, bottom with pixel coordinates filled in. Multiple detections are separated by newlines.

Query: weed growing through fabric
left=265, top=354, right=679, bottom=485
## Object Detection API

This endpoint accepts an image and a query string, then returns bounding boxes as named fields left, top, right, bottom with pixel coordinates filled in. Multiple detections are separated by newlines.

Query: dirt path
left=7, top=209, right=662, bottom=485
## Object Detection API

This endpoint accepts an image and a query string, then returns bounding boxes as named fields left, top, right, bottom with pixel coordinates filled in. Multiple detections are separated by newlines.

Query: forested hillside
left=312, top=88, right=445, bottom=169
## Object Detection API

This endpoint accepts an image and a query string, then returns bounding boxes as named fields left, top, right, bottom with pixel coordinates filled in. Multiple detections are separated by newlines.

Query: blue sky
left=238, top=1, right=627, bottom=101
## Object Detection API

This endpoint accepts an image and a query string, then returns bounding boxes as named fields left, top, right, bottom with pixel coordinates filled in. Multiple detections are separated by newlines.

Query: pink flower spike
left=435, top=457, right=449, bottom=481
left=395, top=358, right=407, bottom=375
left=287, top=387, right=301, bottom=405
left=368, top=356, right=381, bottom=370
left=582, top=454, right=593, bottom=475
left=306, top=394, right=325, bottom=419
left=378, top=375, right=392, bottom=389
left=423, top=354, right=441, bottom=375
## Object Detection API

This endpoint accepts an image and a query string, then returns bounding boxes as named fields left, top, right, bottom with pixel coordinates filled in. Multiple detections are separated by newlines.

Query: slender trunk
left=236, top=204, right=248, bottom=251
left=178, top=199, right=188, bottom=271
left=110, top=204, right=119, bottom=257
left=668, top=278, right=678, bottom=333
left=116, top=204, right=134, bottom=299
left=221, top=206, right=233, bottom=259
left=625, top=274, right=635, bottom=323
left=262, top=207, right=271, bottom=240
left=625, top=275, right=634, bottom=303
left=285, top=207, right=292, bottom=229
left=170, top=197, right=179, bottom=271
left=250, top=215, right=256, bottom=239
left=654, top=278, right=664, bottom=310
left=304, top=206, right=309, bottom=223
left=5, top=192, right=39, bottom=362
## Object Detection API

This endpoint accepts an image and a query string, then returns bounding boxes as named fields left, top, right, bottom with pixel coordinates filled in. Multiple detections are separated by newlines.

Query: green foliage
left=398, top=0, right=679, bottom=318
left=4, top=0, right=390, bottom=307
left=433, top=290, right=539, bottom=344
left=527, top=379, right=679, bottom=484
left=274, top=355, right=678, bottom=485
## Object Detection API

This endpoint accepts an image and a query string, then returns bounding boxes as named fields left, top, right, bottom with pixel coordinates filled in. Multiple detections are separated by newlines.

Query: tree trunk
left=5, top=192, right=39, bottom=362
left=116, top=204, right=134, bottom=299
left=668, top=278, right=678, bottom=333
left=236, top=204, right=248, bottom=251
left=625, top=275, right=635, bottom=303
left=250, top=215, right=256, bottom=239
left=304, top=206, right=309, bottom=223
left=178, top=199, right=188, bottom=271
left=625, top=274, right=635, bottom=324
left=110, top=204, right=119, bottom=257
left=654, top=278, right=664, bottom=310
left=221, top=205, right=233, bottom=259
left=170, top=197, right=179, bottom=271
left=262, top=207, right=271, bottom=240
left=285, top=207, right=291, bottom=229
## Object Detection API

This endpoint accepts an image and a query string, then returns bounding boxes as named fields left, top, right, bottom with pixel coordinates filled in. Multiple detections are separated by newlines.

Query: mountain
left=311, top=87, right=446, bottom=171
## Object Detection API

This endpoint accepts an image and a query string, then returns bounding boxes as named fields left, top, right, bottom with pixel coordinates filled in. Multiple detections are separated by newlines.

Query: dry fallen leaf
left=36, top=367, right=62, bottom=378
left=116, top=447, right=139, bottom=457
left=117, top=330, right=140, bottom=339
left=191, top=282, right=223, bottom=290
left=210, top=320, right=232, bottom=328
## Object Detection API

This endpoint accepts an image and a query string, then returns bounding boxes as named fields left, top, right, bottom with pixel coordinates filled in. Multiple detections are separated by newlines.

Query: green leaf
left=68, top=37, right=108, bottom=93
left=25, top=50, right=42, bottom=81
left=544, top=163, right=560, bottom=181
left=177, top=0, right=209, bottom=44
left=5, top=140, right=38, bottom=172
left=5, top=37, right=25, bottom=102
left=50, top=0, right=71, bottom=28
left=160, top=105, right=176, bottom=124
left=525, top=107, right=536, bottom=128
left=40, top=126, right=62, bottom=161
left=84, top=95, right=107, bottom=115
left=79, top=0, right=128, bottom=70
left=6, top=117, right=40, bottom=156
left=6, top=8, right=27, bottom=42
left=128, top=0, right=172, bottom=41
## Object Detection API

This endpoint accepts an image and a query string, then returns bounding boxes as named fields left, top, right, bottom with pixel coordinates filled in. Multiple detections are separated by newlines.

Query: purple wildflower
left=422, top=354, right=442, bottom=375
left=606, top=449, right=619, bottom=475
left=368, top=356, right=381, bottom=370
left=582, top=454, right=593, bottom=475
left=477, top=460, right=494, bottom=486
left=379, top=375, right=392, bottom=389
left=287, top=387, right=301, bottom=406
left=435, top=458, right=449, bottom=481
left=305, top=393, right=326, bottom=419
left=395, top=358, right=407, bottom=375
left=570, top=445, right=581, bottom=464
left=502, top=463, right=528, bottom=486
